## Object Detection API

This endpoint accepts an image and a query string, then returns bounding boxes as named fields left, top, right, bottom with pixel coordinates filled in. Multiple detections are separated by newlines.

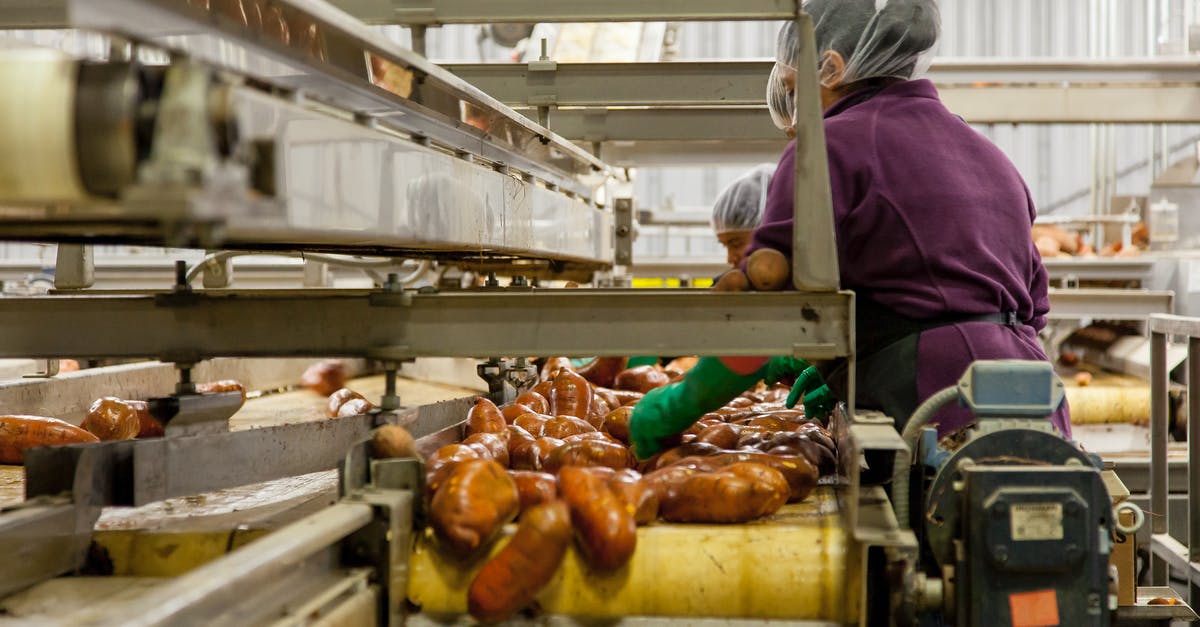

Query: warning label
left=1010, top=502, right=1064, bottom=541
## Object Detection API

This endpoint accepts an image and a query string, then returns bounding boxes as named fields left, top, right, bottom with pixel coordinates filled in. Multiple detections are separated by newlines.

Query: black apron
left=822, top=296, right=1022, bottom=431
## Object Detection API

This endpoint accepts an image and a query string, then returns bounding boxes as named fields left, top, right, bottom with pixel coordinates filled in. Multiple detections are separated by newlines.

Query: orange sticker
left=1009, top=589, right=1060, bottom=627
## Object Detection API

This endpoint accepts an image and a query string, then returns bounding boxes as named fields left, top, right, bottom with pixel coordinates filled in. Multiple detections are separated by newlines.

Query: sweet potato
left=659, top=462, right=788, bottom=523
left=0, top=415, right=99, bottom=464
left=510, top=437, right=565, bottom=471
left=326, top=388, right=365, bottom=418
left=613, top=366, right=670, bottom=393
left=463, top=432, right=510, bottom=467
left=425, top=444, right=484, bottom=494
left=663, top=356, right=699, bottom=379
left=607, top=469, right=659, bottom=524
left=371, top=425, right=419, bottom=460
left=745, top=248, right=790, bottom=291
left=540, top=357, right=573, bottom=381
left=600, top=406, right=633, bottom=443
left=586, top=397, right=612, bottom=430
left=642, top=465, right=703, bottom=502
left=763, top=432, right=836, bottom=474
left=693, top=423, right=740, bottom=449
left=541, top=415, right=597, bottom=439
left=468, top=500, right=572, bottom=623
left=610, top=390, right=644, bottom=407
left=514, top=390, right=550, bottom=415
left=667, top=452, right=817, bottom=502
left=466, top=397, right=508, bottom=438
left=592, top=387, right=620, bottom=411
left=82, top=397, right=140, bottom=441
left=507, top=424, right=536, bottom=450
left=509, top=470, right=558, bottom=513
left=196, top=379, right=248, bottom=406
left=559, top=466, right=637, bottom=571
left=550, top=369, right=593, bottom=419
left=562, top=431, right=620, bottom=444
left=795, top=422, right=836, bottom=451
left=531, top=380, right=554, bottom=400
left=576, top=357, right=627, bottom=389
left=500, top=403, right=534, bottom=424
left=430, top=459, right=519, bottom=558
left=652, top=441, right=724, bottom=469
left=713, top=269, right=750, bottom=292
left=299, top=360, right=347, bottom=396
left=513, top=412, right=548, bottom=437
left=124, top=400, right=163, bottom=438
left=336, top=397, right=374, bottom=418
left=544, top=440, right=633, bottom=473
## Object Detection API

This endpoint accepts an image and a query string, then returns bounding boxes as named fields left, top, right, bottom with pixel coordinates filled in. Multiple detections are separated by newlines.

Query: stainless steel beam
left=1151, top=314, right=1200, bottom=337
left=65, top=0, right=609, bottom=186
left=590, top=139, right=789, bottom=167
left=540, top=91, right=1200, bottom=143
left=1045, top=288, right=1173, bottom=319
left=328, top=0, right=794, bottom=24
left=0, top=289, right=853, bottom=361
left=546, top=108, right=780, bottom=142
left=1041, top=258, right=1156, bottom=282
left=0, top=84, right=614, bottom=264
left=1152, top=329, right=1170, bottom=585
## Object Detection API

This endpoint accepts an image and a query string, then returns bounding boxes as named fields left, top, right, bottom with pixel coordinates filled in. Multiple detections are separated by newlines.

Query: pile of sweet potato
left=0, top=379, right=247, bottom=464
left=413, top=357, right=836, bottom=623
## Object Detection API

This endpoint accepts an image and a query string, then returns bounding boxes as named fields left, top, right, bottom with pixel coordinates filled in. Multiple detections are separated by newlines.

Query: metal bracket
left=54, top=244, right=95, bottom=290
left=153, top=391, right=246, bottom=437
left=23, top=359, right=61, bottom=379
left=614, top=197, right=634, bottom=266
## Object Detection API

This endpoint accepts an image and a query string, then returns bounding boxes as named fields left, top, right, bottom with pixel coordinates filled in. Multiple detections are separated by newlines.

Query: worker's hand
left=764, top=356, right=812, bottom=383
left=785, top=366, right=835, bottom=423
left=628, top=384, right=687, bottom=460
left=629, top=356, right=764, bottom=460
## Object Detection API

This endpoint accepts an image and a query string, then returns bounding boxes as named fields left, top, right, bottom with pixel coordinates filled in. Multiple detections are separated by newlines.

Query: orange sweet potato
left=558, top=466, right=637, bottom=571
left=550, top=369, right=593, bottom=419
left=466, top=397, right=508, bottom=438
left=659, top=462, right=788, bottom=523
left=467, top=500, right=572, bottom=623
left=0, top=415, right=99, bottom=464
left=430, top=459, right=519, bottom=558
left=82, top=397, right=140, bottom=441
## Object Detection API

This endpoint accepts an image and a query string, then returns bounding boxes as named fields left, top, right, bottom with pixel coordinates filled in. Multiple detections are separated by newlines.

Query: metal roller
left=1065, top=384, right=1150, bottom=424
left=0, top=50, right=88, bottom=201
left=408, top=488, right=858, bottom=622
left=0, top=51, right=148, bottom=201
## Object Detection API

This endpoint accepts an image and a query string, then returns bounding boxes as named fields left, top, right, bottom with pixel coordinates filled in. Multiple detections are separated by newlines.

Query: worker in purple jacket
left=630, top=0, right=1069, bottom=460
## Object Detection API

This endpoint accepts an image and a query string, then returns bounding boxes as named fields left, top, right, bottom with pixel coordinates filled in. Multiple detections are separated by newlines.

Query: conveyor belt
left=408, top=487, right=858, bottom=623
left=1063, top=371, right=1150, bottom=425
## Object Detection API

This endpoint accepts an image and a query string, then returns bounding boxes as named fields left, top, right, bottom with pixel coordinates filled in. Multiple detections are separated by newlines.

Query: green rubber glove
left=626, top=356, right=661, bottom=368
left=629, top=356, right=810, bottom=460
left=569, top=357, right=594, bottom=368
left=785, top=366, right=835, bottom=422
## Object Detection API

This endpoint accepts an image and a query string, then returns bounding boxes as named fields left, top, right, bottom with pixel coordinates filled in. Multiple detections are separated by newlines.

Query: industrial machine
left=0, top=0, right=1195, bottom=625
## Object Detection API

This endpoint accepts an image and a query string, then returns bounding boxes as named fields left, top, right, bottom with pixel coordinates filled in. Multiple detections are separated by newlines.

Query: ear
left=817, top=50, right=847, bottom=88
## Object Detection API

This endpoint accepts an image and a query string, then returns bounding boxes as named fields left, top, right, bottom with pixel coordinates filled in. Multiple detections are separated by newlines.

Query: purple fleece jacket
left=742, top=79, right=1070, bottom=437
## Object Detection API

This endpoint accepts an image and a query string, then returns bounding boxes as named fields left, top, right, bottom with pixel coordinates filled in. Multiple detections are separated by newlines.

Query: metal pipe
left=892, top=385, right=960, bottom=530
left=79, top=502, right=373, bottom=626
left=1151, top=328, right=1169, bottom=585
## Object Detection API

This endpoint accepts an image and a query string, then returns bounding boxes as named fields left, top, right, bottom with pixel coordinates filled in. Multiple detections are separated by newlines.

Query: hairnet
left=712, top=164, right=774, bottom=234
left=767, top=0, right=940, bottom=130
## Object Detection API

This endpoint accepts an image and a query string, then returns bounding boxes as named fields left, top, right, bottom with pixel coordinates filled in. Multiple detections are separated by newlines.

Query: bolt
left=1065, top=544, right=1081, bottom=560
left=1065, top=501, right=1080, bottom=516
left=1087, top=592, right=1101, bottom=609
left=993, top=546, right=1008, bottom=564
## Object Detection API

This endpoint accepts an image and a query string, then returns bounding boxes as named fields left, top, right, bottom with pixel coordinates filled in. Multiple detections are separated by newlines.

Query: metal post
left=54, top=244, right=95, bottom=290
left=410, top=25, right=427, bottom=57
left=382, top=363, right=400, bottom=411
left=1151, top=329, right=1169, bottom=585
left=1190, top=336, right=1200, bottom=603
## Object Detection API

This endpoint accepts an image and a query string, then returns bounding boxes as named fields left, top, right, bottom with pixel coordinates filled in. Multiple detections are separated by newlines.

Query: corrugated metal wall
left=417, top=1, right=1200, bottom=220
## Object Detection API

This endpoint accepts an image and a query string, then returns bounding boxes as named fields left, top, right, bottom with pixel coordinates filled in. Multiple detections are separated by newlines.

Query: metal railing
left=1149, top=314, right=1200, bottom=603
